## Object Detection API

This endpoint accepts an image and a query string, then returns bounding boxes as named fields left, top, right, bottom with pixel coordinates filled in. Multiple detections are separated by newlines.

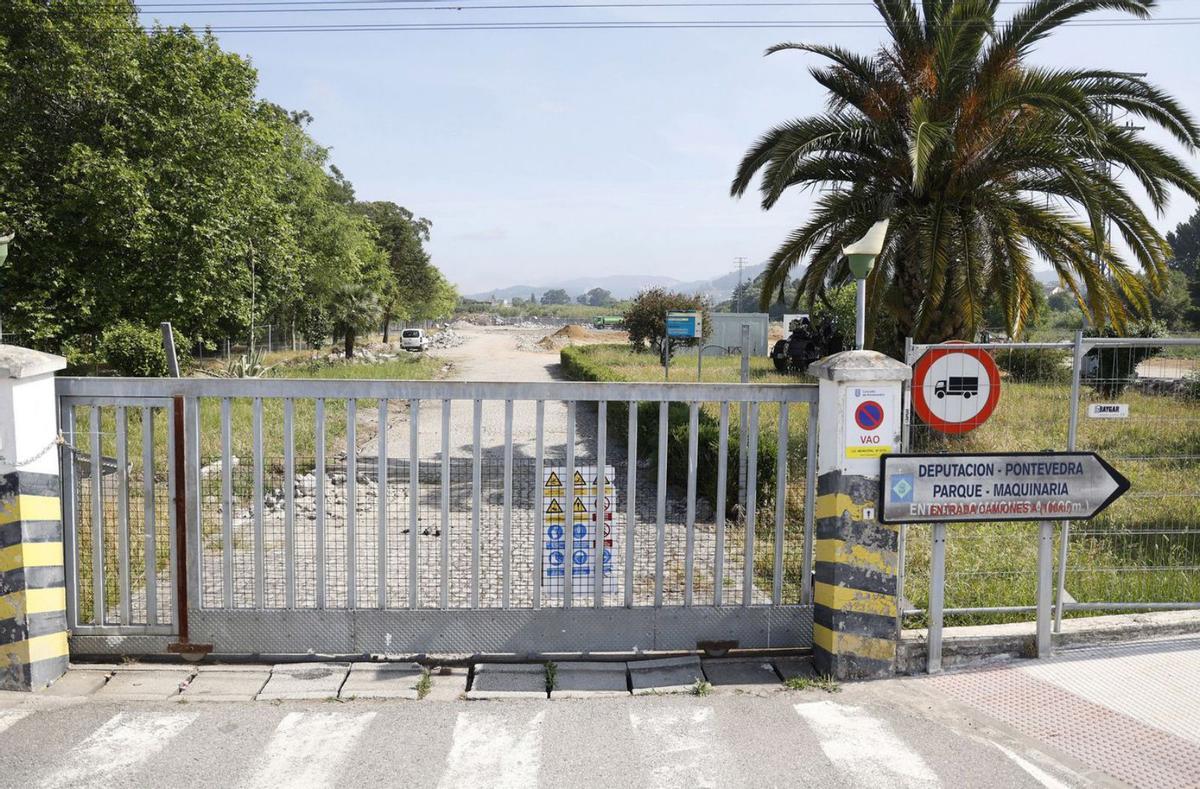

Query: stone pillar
left=807, top=350, right=911, bottom=680
left=0, top=345, right=68, bottom=691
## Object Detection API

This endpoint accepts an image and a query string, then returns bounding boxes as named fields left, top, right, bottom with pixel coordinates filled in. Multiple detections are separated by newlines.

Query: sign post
left=880, top=452, right=1130, bottom=671
left=664, top=310, right=701, bottom=382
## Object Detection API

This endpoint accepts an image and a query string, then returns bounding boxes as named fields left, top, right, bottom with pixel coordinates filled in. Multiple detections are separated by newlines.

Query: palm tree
left=732, top=0, right=1200, bottom=344
left=329, top=281, right=383, bottom=358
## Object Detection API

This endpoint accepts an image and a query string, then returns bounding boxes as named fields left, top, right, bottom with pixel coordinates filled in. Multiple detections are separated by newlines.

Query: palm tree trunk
left=345, top=329, right=355, bottom=358
left=382, top=304, right=393, bottom=343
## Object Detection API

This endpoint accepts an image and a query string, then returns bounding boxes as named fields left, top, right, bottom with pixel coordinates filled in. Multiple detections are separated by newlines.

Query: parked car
left=401, top=328, right=430, bottom=352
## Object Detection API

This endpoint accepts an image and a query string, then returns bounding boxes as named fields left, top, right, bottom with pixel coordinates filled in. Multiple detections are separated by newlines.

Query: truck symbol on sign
left=934, top=377, right=979, bottom=399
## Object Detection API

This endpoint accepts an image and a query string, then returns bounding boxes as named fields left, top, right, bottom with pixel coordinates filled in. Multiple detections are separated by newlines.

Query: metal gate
left=56, top=378, right=818, bottom=656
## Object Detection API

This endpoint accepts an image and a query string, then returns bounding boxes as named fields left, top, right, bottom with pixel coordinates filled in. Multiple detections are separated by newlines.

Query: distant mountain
left=464, top=264, right=768, bottom=303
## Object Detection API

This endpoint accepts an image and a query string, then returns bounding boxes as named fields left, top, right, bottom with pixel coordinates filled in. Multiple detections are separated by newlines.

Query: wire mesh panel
left=1065, top=340, right=1200, bottom=609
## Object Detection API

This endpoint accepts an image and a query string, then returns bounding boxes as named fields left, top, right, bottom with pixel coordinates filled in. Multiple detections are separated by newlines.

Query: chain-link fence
left=900, top=334, right=1200, bottom=628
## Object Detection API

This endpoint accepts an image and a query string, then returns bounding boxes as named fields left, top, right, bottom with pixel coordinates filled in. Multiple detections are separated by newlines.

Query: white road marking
left=40, top=711, right=197, bottom=789
left=794, top=701, right=940, bottom=788
left=628, top=707, right=716, bottom=789
left=245, top=711, right=377, bottom=789
left=0, top=707, right=31, bottom=735
left=991, top=742, right=1074, bottom=789
left=438, top=710, right=545, bottom=789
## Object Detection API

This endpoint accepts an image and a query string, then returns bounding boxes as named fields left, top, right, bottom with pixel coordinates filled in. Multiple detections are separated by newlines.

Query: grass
left=415, top=668, right=432, bottom=700
left=545, top=661, right=558, bottom=693
left=784, top=675, right=841, bottom=693
left=561, top=342, right=1200, bottom=625
left=690, top=678, right=713, bottom=696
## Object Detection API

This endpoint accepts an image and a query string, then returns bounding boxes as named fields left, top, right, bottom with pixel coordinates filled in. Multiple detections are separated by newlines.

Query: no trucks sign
left=879, top=452, right=1130, bottom=524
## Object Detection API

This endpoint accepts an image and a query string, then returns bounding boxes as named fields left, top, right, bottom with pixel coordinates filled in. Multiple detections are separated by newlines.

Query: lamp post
left=842, top=220, right=889, bottom=350
left=0, top=233, right=12, bottom=342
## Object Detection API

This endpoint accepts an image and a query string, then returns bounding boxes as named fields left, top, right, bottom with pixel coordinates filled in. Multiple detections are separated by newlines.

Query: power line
left=89, top=17, right=1200, bottom=30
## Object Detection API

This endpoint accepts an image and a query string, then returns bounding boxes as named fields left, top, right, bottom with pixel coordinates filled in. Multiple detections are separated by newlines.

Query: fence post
left=808, top=350, right=911, bottom=680
left=0, top=345, right=69, bottom=691
left=1055, top=330, right=1086, bottom=633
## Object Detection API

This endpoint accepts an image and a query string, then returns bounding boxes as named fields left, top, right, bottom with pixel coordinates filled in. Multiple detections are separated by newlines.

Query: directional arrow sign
left=879, top=452, right=1130, bottom=524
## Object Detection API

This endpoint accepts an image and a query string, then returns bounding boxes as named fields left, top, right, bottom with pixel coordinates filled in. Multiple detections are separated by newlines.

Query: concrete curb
left=899, top=610, right=1200, bottom=674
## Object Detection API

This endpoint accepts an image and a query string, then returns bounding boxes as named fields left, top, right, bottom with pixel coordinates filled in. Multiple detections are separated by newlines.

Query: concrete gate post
left=0, top=345, right=69, bottom=691
left=808, top=350, right=911, bottom=680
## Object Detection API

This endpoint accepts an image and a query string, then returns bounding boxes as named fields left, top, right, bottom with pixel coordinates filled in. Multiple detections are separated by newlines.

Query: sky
left=139, top=1, right=1200, bottom=293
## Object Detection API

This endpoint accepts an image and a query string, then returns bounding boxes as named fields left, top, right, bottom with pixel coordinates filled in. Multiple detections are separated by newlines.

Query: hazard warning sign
left=542, top=465, right=617, bottom=597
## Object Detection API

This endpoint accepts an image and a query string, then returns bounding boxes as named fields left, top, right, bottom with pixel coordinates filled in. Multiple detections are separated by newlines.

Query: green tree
left=353, top=201, right=435, bottom=341
left=1146, top=269, right=1194, bottom=329
left=329, top=281, right=383, bottom=358
left=1166, top=209, right=1200, bottom=327
left=731, top=0, right=1200, bottom=346
left=582, top=287, right=615, bottom=307
left=624, top=288, right=711, bottom=355
left=540, top=288, right=571, bottom=306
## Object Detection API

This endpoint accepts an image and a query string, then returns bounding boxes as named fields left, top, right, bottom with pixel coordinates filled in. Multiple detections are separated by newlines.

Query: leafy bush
left=624, top=288, right=711, bottom=355
left=99, top=321, right=169, bottom=377
left=1084, top=320, right=1167, bottom=396
left=994, top=347, right=1070, bottom=383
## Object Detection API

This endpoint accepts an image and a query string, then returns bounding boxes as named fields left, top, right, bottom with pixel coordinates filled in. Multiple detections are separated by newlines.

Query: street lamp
left=0, top=233, right=12, bottom=266
left=842, top=220, right=889, bottom=350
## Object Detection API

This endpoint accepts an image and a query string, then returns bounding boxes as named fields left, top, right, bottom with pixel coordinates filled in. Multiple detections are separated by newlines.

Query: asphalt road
left=0, top=680, right=1090, bottom=789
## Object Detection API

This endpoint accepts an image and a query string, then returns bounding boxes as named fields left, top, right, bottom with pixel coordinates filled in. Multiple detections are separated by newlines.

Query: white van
left=401, top=328, right=430, bottom=352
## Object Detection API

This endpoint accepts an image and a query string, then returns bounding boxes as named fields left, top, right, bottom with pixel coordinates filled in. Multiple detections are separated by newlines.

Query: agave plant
left=224, top=347, right=272, bottom=378
left=732, top=0, right=1200, bottom=344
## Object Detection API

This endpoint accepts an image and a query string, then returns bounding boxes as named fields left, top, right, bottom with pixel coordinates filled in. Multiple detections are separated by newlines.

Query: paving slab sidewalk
left=551, top=662, right=629, bottom=698
left=93, top=667, right=195, bottom=701
left=40, top=669, right=111, bottom=697
left=256, top=663, right=349, bottom=701
left=179, top=666, right=270, bottom=702
left=467, top=663, right=547, bottom=700
left=629, top=656, right=704, bottom=696
left=701, top=658, right=781, bottom=694
left=339, top=663, right=426, bottom=700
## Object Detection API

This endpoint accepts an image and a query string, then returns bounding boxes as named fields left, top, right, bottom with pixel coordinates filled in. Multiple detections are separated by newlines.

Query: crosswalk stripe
left=438, top=710, right=545, bottom=789
left=628, top=707, right=716, bottom=789
left=39, top=711, right=197, bottom=789
left=991, top=742, right=1073, bottom=789
left=244, top=711, right=377, bottom=789
left=794, top=701, right=940, bottom=788
left=0, top=708, right=31, bottom=735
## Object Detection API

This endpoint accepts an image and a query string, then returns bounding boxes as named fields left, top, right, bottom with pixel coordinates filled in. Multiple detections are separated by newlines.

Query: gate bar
left=743, top=403, right=759, bottom=607
left=565, top=400, right=576, bottom=609
left=315, top=397, right=326, bottom=609
left=533, top=400, right=544, bottom=610
left=801, top=404, right=818, bottom=605
left=220, top=398, right=233, bottom=608
left=504, top=400, right=514, bottom=609
left=471, top=399, right=482, bottom=608
left=90, top=405, right=104, bottom=625
left=141, top=406, right=157, bottom=624
left=773, top=404, right=789, bottom=606
left=378, top=398, right=388, bottom=609
left=409, top=399, right=420, bottom=609
left=595, top=400, right=607, bottom=608
left=714, top=402, right=729, bottom=606
left=624, top=401, right=636, bottom=609
left=346, top=399, right=357, bottom=609
left=440, top=399, right=451, bottom=610
left=284, top=398, right=296, bottom=609
left=684, top=402, right=698, bottom=606
left=253, top=398, right=265, bottom=609
left=59, top=403, right=79, bottom=629
left=655, top=402, right=667, bottom=607
left=116, top=406, right=131, bottom=624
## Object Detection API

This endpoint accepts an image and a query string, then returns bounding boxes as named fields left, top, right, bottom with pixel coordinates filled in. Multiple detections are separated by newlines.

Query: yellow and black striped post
left=0, top=346, right=68, bottom=691
left=808, top=351, right=910, bottom=680
left=1, top=472, right=68, bottom=690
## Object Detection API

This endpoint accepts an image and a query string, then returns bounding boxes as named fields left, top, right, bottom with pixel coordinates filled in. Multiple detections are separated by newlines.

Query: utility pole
left=734, top=256, right=748, bottom=312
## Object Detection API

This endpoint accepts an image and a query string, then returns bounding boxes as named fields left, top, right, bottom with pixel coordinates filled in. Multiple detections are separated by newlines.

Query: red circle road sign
left=912, top=345, right=1001, bottom=434
left=855, top=400, right=885, bottom=430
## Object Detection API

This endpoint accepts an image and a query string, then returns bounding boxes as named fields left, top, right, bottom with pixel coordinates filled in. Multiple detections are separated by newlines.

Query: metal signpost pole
left=927, top=522, right=947, bottom=673
left=1037, top=520, right=1055, bottom=656
left=855, top=278, right=867, bottom=350
left=1055, top=330, right=1087, bottom=633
